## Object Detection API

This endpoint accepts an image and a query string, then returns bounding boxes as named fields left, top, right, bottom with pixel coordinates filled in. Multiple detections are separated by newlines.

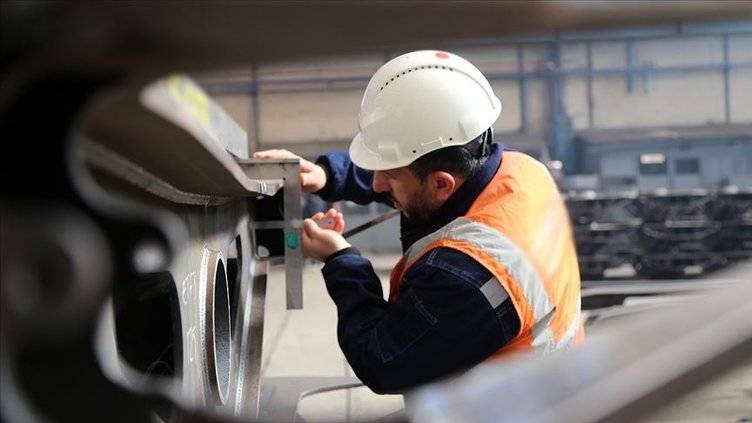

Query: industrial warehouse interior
left=1, top=2, right=751, bottom=422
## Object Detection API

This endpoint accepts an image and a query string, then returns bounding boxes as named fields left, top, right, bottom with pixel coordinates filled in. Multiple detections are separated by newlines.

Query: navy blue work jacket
left=314, top=143, right=520, bottom=394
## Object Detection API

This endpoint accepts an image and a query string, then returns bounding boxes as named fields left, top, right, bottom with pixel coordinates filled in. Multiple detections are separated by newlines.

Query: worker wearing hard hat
left=254, top=50, right=582, bottom=394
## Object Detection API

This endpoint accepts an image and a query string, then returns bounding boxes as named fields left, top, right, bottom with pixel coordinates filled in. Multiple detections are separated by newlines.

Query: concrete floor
left=260, top=255, right=403, bottom=422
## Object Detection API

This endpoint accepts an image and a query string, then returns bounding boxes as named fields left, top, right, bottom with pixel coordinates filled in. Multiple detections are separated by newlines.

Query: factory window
left=639, top=153, right=667, bottom=175
left=675, top=158, right=700, bottom=174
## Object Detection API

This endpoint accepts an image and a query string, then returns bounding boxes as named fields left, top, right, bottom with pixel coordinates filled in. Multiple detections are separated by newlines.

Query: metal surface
left=201, top=250, right=232, bottom=405
left=2, top=71, right=303, bottom=420
left=581, top=278, right=743, bottom=326
left=240, top=159, right=304, bottom=309
left=407, top=279, right=752, bottom=423
left=83, top=75, right=280, bottom=199
left=281, top=161, right=304, bottom=310
left=78, top=163, right=272, bottom=417
left=61, top=76, right=298, bottom=418
left=76, top=79, right=305, bottom=417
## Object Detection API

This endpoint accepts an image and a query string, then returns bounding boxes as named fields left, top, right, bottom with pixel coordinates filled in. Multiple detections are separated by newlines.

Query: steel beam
left=83, top=75, right=278, bottom=199
left=408, top=279, right=752, bottom=422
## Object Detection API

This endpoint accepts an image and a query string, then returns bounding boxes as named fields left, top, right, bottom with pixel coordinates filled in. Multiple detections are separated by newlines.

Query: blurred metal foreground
left=1, top=70, right=305, bottom=421
left=407, top=277, right=752, bottom=423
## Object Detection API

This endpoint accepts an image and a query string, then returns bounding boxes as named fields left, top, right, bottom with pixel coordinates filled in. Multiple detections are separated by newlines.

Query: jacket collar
left=400, top=142, right=503, bottom=251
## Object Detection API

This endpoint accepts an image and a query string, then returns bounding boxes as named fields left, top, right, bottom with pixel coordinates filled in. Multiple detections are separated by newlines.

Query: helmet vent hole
left=412, top=150, right=417, bottom=154
left=378, top=65, right=457, bottom=91
left=449, top=137, right=453, bottom=141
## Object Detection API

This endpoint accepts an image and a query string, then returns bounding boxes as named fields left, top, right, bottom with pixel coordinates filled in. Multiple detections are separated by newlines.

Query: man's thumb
left=300, top=172, right=311, bottom=187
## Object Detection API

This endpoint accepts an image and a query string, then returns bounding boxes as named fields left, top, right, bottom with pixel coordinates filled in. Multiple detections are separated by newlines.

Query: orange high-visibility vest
left=389, top=151, right=583, bottom=357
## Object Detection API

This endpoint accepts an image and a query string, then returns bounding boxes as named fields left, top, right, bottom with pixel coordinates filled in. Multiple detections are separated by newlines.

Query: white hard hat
left=349, top=50, right=502, bottom=171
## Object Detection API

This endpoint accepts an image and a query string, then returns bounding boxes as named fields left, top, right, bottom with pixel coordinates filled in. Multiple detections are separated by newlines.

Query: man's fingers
left=333, top=218, right=345, bottom=234
left=300, top=172, right=313, bottom=188
left=300, top=173, right=321, bottom=191
left=312, top=213, right=335, bottom=230
left=254, top=149, right=325, bottom=193
left=253, top=149, right=297, bottom=160
left=303, top=218, right=322, bottom=236
left=301, top=226, right=311, bottom=243
left=252, top=150, right=277, bottom=159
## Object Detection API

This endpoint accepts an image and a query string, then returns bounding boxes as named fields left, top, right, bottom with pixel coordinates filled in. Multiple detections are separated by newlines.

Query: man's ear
left=430, top=171, right=457, bottom=202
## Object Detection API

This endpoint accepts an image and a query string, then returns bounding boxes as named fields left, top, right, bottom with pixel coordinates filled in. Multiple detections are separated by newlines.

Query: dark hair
left=408, top=128, right=492, bottom=181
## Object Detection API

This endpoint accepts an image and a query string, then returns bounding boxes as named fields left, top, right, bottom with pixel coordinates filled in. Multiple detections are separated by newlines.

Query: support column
left=249, top=64, right=260, bottom=152
left=517, top=44, right=529, bottom=134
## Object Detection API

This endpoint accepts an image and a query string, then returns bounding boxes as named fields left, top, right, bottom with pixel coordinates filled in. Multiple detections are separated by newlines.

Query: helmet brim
left=349, top=132, right=407, bottom=171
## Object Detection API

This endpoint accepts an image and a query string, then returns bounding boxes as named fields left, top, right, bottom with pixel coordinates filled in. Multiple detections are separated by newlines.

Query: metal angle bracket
left=239, top=158, right=304, bottom=309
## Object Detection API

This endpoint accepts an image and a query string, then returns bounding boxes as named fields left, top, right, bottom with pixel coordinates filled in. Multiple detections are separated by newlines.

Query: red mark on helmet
left=435, top=51, right=450, bottom=59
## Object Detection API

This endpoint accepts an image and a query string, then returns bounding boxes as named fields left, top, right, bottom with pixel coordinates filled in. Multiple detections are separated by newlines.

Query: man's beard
left=402, top=190, right=439, bottom=226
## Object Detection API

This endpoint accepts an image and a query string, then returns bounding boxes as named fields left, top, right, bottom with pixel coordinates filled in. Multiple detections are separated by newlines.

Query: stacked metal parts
left=567, top=190, right=752, bottom=279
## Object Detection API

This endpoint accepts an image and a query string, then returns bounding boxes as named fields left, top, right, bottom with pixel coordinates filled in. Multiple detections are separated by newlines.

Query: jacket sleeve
left=314, top=152, right=393, bottom=206
left=321, top=248, right=520, bottom=394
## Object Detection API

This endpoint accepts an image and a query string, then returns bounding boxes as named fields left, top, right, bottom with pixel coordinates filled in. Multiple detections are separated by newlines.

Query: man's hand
left=252, top=149, right=327, bottom=193
left=302, top=210, right=351, bottom=262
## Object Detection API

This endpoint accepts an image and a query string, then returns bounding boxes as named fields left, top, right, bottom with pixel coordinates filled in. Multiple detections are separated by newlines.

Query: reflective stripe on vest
left=397, top=217, right=559, bottom=352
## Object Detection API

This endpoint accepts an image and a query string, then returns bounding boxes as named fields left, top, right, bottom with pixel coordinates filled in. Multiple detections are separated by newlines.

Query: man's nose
left=372, top=171, right=388, bottom=193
